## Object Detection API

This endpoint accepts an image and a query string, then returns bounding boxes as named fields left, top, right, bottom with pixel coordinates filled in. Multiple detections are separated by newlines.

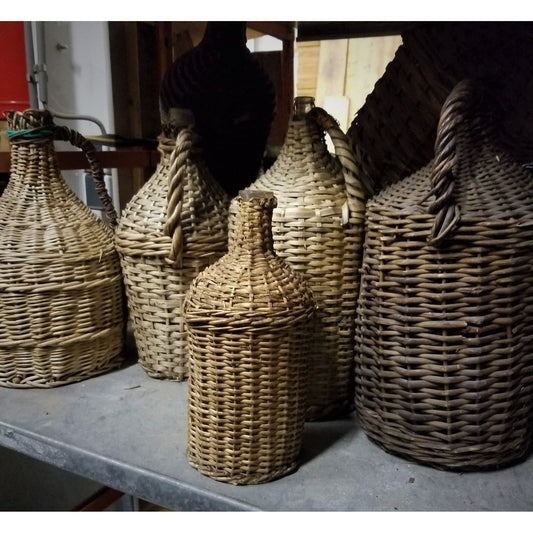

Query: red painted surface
left=0, top=21, right=30, bottom=114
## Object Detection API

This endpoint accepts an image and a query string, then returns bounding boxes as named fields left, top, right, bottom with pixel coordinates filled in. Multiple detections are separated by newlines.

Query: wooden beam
left=0, top=150, right=160, bottom=173
left=156, top=21, right=173, bottom=84
left=296, top=21, right=417, bottom=41
left=247, top=22, right=295, bottom=42
left=72, top=487, right=125, bottom=512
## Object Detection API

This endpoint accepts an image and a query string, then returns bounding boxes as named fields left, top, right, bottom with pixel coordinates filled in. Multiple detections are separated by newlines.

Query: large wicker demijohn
left=0, top=109, right=125, bottom=388
left=235, top=97, right=371, bottom=421
left=184, top=191, right=316, bottom=485
left=354, top=79, right=533, bottom=470
left=159, top=21, right=275, bottom=196
left=115, top=108, right=229, bottom=380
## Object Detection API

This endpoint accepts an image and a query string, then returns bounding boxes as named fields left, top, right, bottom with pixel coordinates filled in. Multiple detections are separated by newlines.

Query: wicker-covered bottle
left=0, top=109, right=125, bottom=388
left=159, top=21, right=275, bottom=196
left=115, top=108, right=229, bottom=381
left=184, top=191, right=316, bottom=485
left=354, top=79, right=533, bottom=470
left=233, top=97, right=371, bottom=421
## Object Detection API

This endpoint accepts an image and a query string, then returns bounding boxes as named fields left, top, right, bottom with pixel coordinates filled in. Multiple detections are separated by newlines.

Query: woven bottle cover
left=115, top=107, right=229, bottom=381
left=231, top=97, right=371, bottom=421
left=159, top=22, right=275, bottom=196
left=354, top=79, right=533, bottom=470
left=0, top=109, right=125, bottom=388
left=184, top=190, right=316, bottom=485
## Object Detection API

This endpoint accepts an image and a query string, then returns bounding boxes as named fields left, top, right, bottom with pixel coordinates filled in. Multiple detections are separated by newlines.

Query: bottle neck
left=202, top=21, right=247, bottom=50
left=293, top=96, right=315, bottom=119
left=230, top=191, right=276, bottom=253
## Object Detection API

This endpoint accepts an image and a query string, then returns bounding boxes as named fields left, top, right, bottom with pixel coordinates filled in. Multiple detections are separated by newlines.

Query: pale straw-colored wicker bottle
left=231, top=96, right=372, bottom=421
left=0, top=109, right=125, bottom=388
left=184, top=190, right=316, bottom=485
left=115, top=108, right=229, bottom=381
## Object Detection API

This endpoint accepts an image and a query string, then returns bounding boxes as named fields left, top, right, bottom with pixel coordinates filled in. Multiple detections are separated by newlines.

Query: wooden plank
left=297, top=21, right=415, bottom=41
left=247, top=22, right=294, bottom=42
left=315, top=39, right=349, bottom=126
left=345, top=35, right=402, bottom=120
left=296, top=40, right=320, bottom=98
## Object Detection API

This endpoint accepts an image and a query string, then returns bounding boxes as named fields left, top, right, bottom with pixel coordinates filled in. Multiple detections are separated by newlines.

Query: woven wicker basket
left=354, top=79, right=533, bottom=470
left=0, top=109, right=125, bottom=388
left=115, top=108, right=229, bottom=381
left=184, top=191, right=316, bottom=485
left=232, top=97, right=371, bottom=421
left=348, top=22, right=533, bottom=194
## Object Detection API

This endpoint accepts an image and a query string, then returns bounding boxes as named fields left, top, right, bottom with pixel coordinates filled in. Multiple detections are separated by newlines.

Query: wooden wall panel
left=296, top=40, right=320, bottom=98
left=345, top=35, right=402, bottom=121
left=295, top=35, right=402, bottom=131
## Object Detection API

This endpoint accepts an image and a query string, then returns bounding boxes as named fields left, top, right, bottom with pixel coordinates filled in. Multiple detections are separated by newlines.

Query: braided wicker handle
left=426, top=79, right=483, bottom=245
left=163, top=108, right=198, bottom=268
left=53, top=126, right=118, bottom=228
left=308, top=107, right=374, bottom=220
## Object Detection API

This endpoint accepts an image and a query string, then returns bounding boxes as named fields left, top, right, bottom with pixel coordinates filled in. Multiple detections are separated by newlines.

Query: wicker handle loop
left=163, top=126, right=198, bottom=267
left=53, top=125, right=118, bottom=229
left=308, top=107, right=374, bottom=219
left=427, top=79, right=480, bottom=245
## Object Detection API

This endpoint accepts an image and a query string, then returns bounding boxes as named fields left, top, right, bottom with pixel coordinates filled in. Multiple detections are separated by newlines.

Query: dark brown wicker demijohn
left=348, top=22, right=533, bottom=194
left=354, top=79, right=533, bottom=471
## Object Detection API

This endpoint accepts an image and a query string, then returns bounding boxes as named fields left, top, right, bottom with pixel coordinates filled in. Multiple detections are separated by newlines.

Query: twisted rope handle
left=308, top=107, right=374, bottom=220
left=426, top=79, right=481, bottom=245
left=53, top=125, right=118, bottom=228
left=163, top=126, right=199, bottom=267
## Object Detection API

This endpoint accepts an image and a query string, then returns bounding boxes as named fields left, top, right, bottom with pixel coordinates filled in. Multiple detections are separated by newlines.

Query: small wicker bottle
left=0, top=109, right=125, bottom=388
left=354, top=79, right=533, bottom=471
left=233, top=97, right=371, bottom=420
left=115, top=108, right=229, bottom=381
left=184, top=190, right=316, bottom=485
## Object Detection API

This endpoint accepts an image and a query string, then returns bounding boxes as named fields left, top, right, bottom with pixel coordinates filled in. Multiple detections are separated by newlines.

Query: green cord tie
left=7, top=127, right=55, bottom=140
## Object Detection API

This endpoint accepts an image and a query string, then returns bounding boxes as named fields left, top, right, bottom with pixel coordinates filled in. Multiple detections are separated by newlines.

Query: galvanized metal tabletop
left=1, top=342, right=532, bottom=511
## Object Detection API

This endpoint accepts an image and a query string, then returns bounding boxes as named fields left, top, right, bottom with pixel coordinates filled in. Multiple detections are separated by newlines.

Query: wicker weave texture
left=184, top=192, right=316, bottom=484
left=0, top=109, right=125, bottom=388
left=354, top=80, right=533, bottom=470
left=115, top=121, right=229, bottom=381
left=233, top=101, right=368, bottom=421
